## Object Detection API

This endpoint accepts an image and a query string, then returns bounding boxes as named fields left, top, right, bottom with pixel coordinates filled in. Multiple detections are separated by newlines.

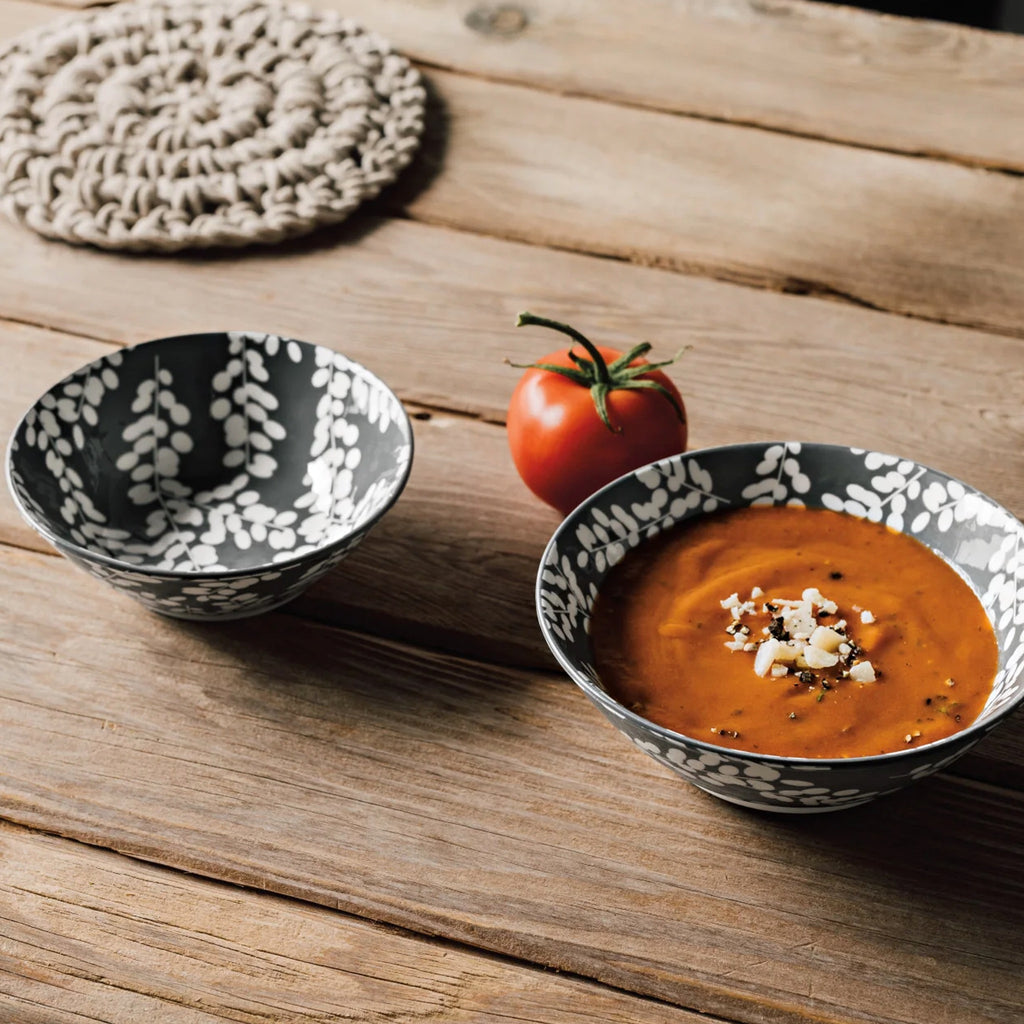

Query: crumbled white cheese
left=809, top=625, right=845, bottom=653
left=791, top=611, right=819, bottom=641
left=754, top=639, right=782, bottom=677
left=721, top=584, right=878, bottom=687
left=800, top=646, right=839, bottom=670
left=849, top=661, right=876, bottom=683
left=774, top=642, right=802, bottom=662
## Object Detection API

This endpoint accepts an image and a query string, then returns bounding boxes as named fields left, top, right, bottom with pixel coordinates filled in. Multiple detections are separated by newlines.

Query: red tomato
left=507, top=314, right=687, bottom=516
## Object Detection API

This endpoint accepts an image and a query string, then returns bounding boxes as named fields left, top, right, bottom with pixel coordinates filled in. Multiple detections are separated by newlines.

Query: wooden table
left=1, top=1, right=1023, bottom=1021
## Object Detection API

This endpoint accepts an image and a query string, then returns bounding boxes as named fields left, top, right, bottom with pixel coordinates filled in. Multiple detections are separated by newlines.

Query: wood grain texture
left=301, top=0, right=1024, bottom=174
left=1, top=316, right=1022, bottom=783
left=0, top=821, right=714, bottom=1024
left=5, top=4, right=1024, bottom=334
left=0, top=216, right=1020, bottom=505
left=0, top=4, right=1021, bottom=1023
left=0, top=321, right=552, bottom=666
left=19, top=0, right=1024, bottom=175
left=403, top=67, right=1024, bottom=335
left=1, top=246, right=1022, bottom=671
left=1, top=545, right=1023, bottom=1024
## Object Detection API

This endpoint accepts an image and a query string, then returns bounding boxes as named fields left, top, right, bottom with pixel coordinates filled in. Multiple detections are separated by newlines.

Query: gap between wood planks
left=0, top=818, right=747, bottom=1024
left=16, top=0, right=1024, bottom=180
left=2, top=541, right=1022, bottom=1024
left=389, top=209, right=911, bottom=323
left=0, top=312, right=116, bottom=350
left=392, top=60, right=1024, bottom=182
left=6, top=1, right=1024, bottom=339
left=0, top=312, right=502, bottom=422
left=1, top=487, right=1020, bottom=796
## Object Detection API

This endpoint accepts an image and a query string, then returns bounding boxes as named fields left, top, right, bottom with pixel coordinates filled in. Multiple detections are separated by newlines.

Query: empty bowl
left=536, top=442, right=1024, bottom=812
left=7, top=331, right=413, bottom=619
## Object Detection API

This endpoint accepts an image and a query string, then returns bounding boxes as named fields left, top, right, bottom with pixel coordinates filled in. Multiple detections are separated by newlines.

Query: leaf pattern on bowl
left=8, top=332, right=412, bottom=618
left=536, top=442, right=1024, bottom=813
left=541, top=453, right=729, bottom=644
left=742, top=440, right=812, bottom=506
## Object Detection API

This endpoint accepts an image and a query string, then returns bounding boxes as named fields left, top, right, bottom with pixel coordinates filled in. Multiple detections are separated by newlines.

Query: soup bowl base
left=700, top=789, right=877, bottom=815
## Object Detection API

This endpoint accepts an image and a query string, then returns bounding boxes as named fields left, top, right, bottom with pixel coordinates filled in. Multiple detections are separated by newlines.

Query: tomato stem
left=515, top=311, right=687, bottom=433
left=515, top=312, right=612, bottom=386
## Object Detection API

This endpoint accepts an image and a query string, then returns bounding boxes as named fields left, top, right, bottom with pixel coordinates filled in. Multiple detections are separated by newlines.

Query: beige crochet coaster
left=0, top=0, right=426, bottom=251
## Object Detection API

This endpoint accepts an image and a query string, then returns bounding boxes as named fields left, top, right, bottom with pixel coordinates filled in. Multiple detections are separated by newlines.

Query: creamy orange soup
left=591, top=506, right=998, bottom=758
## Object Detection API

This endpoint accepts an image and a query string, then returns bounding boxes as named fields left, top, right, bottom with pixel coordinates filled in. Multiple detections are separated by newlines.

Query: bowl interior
left=8, top=332, right=412, bottom=573
left=537, top=442, right=1024, bottom=749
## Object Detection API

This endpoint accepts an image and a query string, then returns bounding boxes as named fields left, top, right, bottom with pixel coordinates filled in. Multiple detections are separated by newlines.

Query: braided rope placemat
left=0, top=0, right=426, bottom=251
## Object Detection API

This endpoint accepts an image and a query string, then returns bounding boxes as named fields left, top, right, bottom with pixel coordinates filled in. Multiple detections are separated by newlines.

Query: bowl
left=536, top=441, right=1024, bottom=813
left=7, top=331, right=413, bottom=619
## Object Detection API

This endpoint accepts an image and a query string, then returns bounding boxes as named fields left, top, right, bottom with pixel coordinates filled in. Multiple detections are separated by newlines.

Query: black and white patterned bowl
left=537, top=442, right=1024, bottom=813
left=7, top=331, right=413, bottom=619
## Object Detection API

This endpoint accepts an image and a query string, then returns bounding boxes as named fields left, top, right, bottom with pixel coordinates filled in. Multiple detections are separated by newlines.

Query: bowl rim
left=5, top=331, right=415, bottom=580
left=536, top=439, right=1024, bottom=770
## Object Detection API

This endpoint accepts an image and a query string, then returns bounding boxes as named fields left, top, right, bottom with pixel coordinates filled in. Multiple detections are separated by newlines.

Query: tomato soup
left=591, top=506, right=998, bottom=758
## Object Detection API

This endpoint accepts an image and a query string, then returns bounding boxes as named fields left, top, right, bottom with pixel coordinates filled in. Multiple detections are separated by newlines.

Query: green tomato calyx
left=513, top=311, right=685, bottom=433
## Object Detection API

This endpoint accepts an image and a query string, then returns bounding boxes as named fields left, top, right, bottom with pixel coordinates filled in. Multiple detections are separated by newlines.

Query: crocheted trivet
left=0, top=0, right=426, bottom=251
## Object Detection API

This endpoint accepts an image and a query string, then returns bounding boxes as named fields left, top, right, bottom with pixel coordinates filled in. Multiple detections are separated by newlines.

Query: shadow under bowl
left=7, top=331, right=413, bottom=619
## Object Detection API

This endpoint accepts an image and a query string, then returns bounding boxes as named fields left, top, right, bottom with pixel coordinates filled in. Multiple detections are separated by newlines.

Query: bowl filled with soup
left=536, top=442, right=1024, bottom=812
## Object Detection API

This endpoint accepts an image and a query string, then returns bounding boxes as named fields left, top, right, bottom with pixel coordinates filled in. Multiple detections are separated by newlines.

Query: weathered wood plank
left=18, top=0, right=1024, bottom=175
left=357, top=0, right=1024, bottom=173
left=305, top=0, right=1024, bottom=174
left=1, top=315, right=1021, bottom=787
left=402, top=67, right=1024, bottom=335
left=0, top=821, right=713, bottom=1024
left=5, top=3, right=1024, bottom=333
left=0, top=218, right=1020, bottom=510
left=0, top=0, right=52, bottom=33
left=2, top=290, right=1022, bottom=672
left=1, top=545, right=1023, bottom=1024
left=0, top=320, right=551, bottom=666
